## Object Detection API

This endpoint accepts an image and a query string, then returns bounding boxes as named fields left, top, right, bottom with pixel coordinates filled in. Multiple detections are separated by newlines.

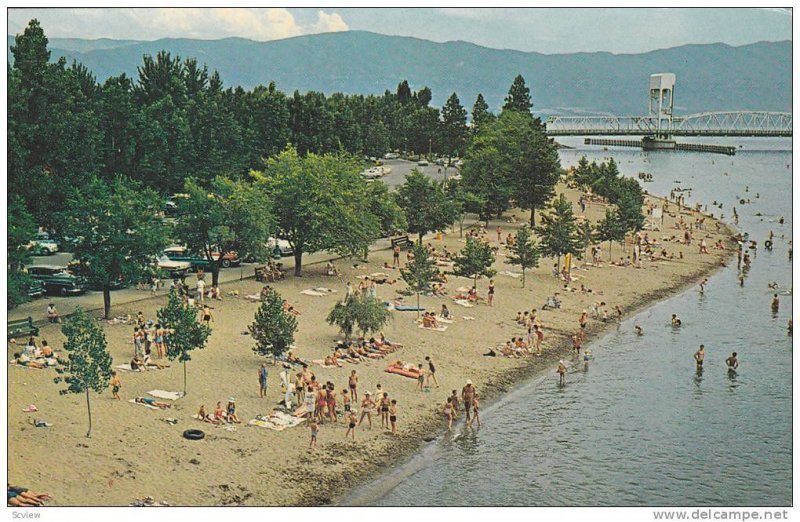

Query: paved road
left=12, top=160, right=455, bottom=323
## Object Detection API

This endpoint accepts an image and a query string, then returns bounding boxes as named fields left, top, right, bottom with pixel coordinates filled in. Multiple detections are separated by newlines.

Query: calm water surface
left=344, top=137, right=792, bottom=506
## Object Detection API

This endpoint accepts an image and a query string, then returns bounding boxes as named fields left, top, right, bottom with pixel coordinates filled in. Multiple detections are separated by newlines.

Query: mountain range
left=7, top=31, right=792, bottom=115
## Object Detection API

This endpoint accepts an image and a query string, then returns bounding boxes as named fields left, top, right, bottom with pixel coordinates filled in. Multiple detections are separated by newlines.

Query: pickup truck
left=162, top=246, right=241, bottom=269
left=27, top=265, right=87, bottom=296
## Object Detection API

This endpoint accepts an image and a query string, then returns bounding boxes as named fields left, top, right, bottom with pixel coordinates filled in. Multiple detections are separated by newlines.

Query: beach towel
left=313, top=287, right=336, bottom=293
left=499, top=270, right=523, bottom=278
left=22, top=404, right=38, bottom=412
left=147, top=390, right=184, bottom=401
left=245, top=294, right=261, bottom=302
left=437, top=317, right=454, bottom=324
left=115, top=363, right=142, bottom=373
left=300, top=290, right=327, bottom=296
left=385, top=366, right=422, bottom=379
left=393, top=305, right=425, bottom=312
left=418, top=324, right=448, bottom=332
left=462, top=316, right=475, bottom=321
left=453, top=299, right=475, bottom=308
left=128, top=399, right=159, bottom=410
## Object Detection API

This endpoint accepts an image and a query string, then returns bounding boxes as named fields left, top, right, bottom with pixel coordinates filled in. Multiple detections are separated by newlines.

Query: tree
left=8, top=195, right=37, bottom=309
left=366, top=181, right=408, bottom=238
left=441, top=92, right=468, bottom=163
left=454, top=237, right=497, bottom=291
left=254, top=147, right=380, bottom=276
left=175, top=176, right=273, bottom=286
left=249, top=286, right=298, bottom=360
left=446, top=178, right=484, bottom=238
left=460, top=145, right=513, bottom=220
left=535, top=194, right=583, bottom=271
left=157, top=291, right=212, bottom=395
left=577, top=219, right=595, bottom=260
left=400, top=243, right=439, bottom=318
left=594, top=207, right=627, bottom=259
left=59, top=176, right=167, bottom=318
left=327, top=294, right=391, bottom=339
left=615, top=180, right=646, bottom=235
left=502, top=74, right=532, bottom=115
left=395, top=170, right=458, bottom=243
left=471, top=93, right=495, bottom=133
left=507, top=226, right=541, bottom=288
left=54, top=308, right=113, bottom=437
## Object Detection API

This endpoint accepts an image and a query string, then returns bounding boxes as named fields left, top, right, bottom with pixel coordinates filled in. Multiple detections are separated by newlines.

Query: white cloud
left=8, top=8, right=349, bottom=41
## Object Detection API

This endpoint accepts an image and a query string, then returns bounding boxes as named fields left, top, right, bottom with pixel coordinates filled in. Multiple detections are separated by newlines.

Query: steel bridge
left=545, top=111, right=792, bottom=137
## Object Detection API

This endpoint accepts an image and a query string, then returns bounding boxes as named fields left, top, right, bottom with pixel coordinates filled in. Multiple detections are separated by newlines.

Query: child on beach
left=341, top=389, right=351, bottom=413
left=349, top=370, right=358, bottom=401
left=346, top=411, right=358, bottom=440
left=110, top=371, right=121, bottom=400
left=309, top=418, right=318, bottom=451
left=417, top=364, right=426, bottom=391
left=468, top=394, right=481, bottom=428
left=443, top=397, right=455, bottom=431
left=380, top=392, right=390, bottom=429
left=389, top=400, right=398, bottom=435
left=226, top=398, right=241, bottom=423
left=214, top=402, right=226, bottom=423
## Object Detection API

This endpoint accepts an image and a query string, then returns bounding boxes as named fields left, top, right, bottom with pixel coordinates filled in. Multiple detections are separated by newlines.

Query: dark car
left=25, top=280, right=46, bottom=299
left=67, top=262, right=127, bottom=291
left=27, top=265, right=88, bottom=296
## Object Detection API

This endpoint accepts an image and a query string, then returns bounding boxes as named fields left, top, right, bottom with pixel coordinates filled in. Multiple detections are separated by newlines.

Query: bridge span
left=545, top=111, right=792, bottom=137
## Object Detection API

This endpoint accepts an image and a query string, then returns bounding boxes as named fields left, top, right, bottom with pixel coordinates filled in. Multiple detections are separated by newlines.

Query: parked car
left=27, top=265, right=87, bottom=296
left=383, top=152, right=399, bottom=160
left=417, top=160, right=429, bottom=167
left=361, top=167, right=384, bottom=179
left=24, top=280, right=46, bottom=299
left=157, top=256, right=191, bottom=279
left=162, top=246, right=241, bottom=269
left=27, top=232, right=59, bottom=256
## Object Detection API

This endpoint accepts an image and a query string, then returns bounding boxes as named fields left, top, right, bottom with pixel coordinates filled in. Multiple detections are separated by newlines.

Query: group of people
left=196, top=399, right=241, bottom=424
left=442, top=380, right=480, bottom=430
left=12, top=336, right=57, bottom=369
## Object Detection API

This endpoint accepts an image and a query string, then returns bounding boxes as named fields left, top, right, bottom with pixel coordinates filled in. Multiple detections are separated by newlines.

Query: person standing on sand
left=487, top=280, right=495, bottom=306
left=557, top=360, right=567, bottom=385
left=379, top=392, right=390, bottom=429
left=425, top=356, right=439, bottom=387
left=579, top=311, right=588, bottom=340
left=496, top=226, right=502, bottom=242
left=110, top=371, right=121, bottom=400
left=389, top=400, right=398, bottom=435
left=359, top=392, right=375, bottom=429
left=417, top=364, right=426, bottom=391
left=345, top=411, right=358, bottom=440
left=349, top=370, right=358, bottom=401
left=694, top=345, right=705, bottom=368
left=534, top=324, right=544, bottom=356
left=443, top=397, right=455, bottom=431
left=258, top=363, right=268, bottom=398
left=308, top=417, right=318, bottom=451
left=393, top=244, right=401, bottom=268
left=462, top=381, right=476, bottom=423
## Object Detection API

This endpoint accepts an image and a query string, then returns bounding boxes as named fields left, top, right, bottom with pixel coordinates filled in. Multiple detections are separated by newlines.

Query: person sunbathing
left=198, top=404, right=221, bottom=425
left=379, top=333, right=402, bottom=349
left=7, top=485, right=51, bottom=507
left=467, top=287, right=479, bottom=301
left=226, top=399, right=242, bottom=424
left=282, top=301, right=301, bottom=315
left=356, top=346, right=382, bottom=359
left=421, top=313, right=440, bottom=329
left=12, top=353, right=46, bottom=369
left=135, top=397, right=171, bottom=409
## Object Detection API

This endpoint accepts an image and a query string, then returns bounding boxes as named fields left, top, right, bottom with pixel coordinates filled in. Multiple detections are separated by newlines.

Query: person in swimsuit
left=694, top=345, right=705, bottom=367
left=349, top=370, right=358, bottom=401
left=425, top=356, right=439, bottom=387
left=635, top=325, right=643, bottom=336
left=389, top=400, right=398, bottom=435
left=487, top=280, right=495, bottom=306
left=358, top=393, right=375, bottom=429
left=214, top=401, right=226, bottom=423
left=671, top=314, right=682, bottom=327
left=308, top=417, right=318, bottom=451
left=468, top=394, right=481, bottom=428
left=316, top=388, right=327, bottom=424
left=572, top=335, right=582, bottom=357
left=461, top=381, right=475, bottom=423
left=772, top=294, right=780, bottom=312
left=393, top=244, right=401, bottom=267
left=304, top=386, right=316, bottom=419
left=201, top=305, right=213, bottom=326
left=341, top=389, right=351, bottom=413
left=154, top=324, right=165, bottom=359
left=135, top=397, right=171, bottom=409
left=327, top=388, right=337, bottom=423
left=379, top=392, right=390, bottom=429
left=726, top=352, right=739, bottom=373
left=345, top=411, right=358, bottom=440
left=226, top=398, right=241, bottom=423
left=579, top=311, right=588, bottom=340
left=557, top=360, right=567, bottom=386
left=443, top=397, right=455, bottom=431
left=258, top=363, right=268, bottom=398
left=110, top=371, right=121, bottom=400
left=417, top=364, right=425, bottom=391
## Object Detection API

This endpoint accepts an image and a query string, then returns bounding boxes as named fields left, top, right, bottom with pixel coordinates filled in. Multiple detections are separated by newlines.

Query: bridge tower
left=649, top=73, right=675, bottom=139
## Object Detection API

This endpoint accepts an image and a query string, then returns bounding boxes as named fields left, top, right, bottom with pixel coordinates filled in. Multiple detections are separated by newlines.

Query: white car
left=362, top=167, right=384, bottom=179
left=27, top=232, right=59, bottom=255
left=267, top=237, right=293, bottom=257
left=384, top=152, right=399, bottom=160
left=157, top=255, right=191, bottom=278
left=417, top=160, right=429, bottom=167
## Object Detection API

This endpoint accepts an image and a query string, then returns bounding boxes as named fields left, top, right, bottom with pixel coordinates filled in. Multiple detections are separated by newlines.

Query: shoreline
left=331, top=235, right=735, bottom=506
left=7, top=187, right=737, bottom=507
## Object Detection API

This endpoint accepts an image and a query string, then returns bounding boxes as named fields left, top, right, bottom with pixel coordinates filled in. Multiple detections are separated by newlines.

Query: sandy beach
left=7, top=185, right=735, bottom=506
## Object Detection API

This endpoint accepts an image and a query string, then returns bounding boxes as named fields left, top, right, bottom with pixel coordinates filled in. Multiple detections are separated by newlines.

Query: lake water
left=344, top=137, right=793, bottom=506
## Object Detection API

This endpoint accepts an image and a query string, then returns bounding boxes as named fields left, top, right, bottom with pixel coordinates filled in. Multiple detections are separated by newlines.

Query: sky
left=6, top=7, right=792, bottom=54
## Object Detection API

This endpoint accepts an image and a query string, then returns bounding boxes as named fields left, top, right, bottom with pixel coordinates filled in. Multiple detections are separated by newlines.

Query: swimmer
left=725, top=352, right=739, bottom=373
left=557, top=360, right=567, bottom=385
left=771, top=294, right=780, bottom=312
left=671, top=314, right=682, bottom=327
left=635, top=325, right=643, bottom=336
left=699, top=278, right=708, bottom=293
left=694, top=345, right=705, bottom=367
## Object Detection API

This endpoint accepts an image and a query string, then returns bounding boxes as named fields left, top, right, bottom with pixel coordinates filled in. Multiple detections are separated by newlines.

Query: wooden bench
left=391, top=235, right=413, bottom=249
left=8, top=317, right=39, bottom=339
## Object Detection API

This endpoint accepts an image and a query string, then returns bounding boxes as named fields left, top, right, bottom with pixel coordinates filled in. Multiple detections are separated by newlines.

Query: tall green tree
left=471, top=93, right=495, bottom=133
left=594, top=207, right=627, bottom=259
left=253, top=147, right=380, bottom=275
left=535, top=194, right=583, bottom=271
left=59, top=176, right=167, bottom=318
left=157, top=291, right=212, bottom=395
left=400, top=243, right=439, bottom=318
left=502, top=74, right=532, bottom=114
left=8, top=195, right=37, bottom=309
left=175, top=176, right=273, bottom=286
left=454, top=237, right=497, bottom=291
left=446, top=178, right=485, bottom=238
left=250, top=286, right=298, bottom=360
left=327, top=294, right=391, bottom=339
left=441, top=92, right=468, bottom=163
left=507, top=225, right=541, bottom=288
left=366, top=181, right=408, bottom=238
left=54, top=308, right=113, bottom=438
left=395, top=170, right=458, bottom=243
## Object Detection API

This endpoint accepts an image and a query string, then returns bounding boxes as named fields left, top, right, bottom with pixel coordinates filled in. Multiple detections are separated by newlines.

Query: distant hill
left=7, top=31, right=791, bottom=115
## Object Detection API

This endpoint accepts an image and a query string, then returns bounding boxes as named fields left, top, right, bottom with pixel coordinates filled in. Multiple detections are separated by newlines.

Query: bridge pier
left=585, top=137, right=736, bottom=156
